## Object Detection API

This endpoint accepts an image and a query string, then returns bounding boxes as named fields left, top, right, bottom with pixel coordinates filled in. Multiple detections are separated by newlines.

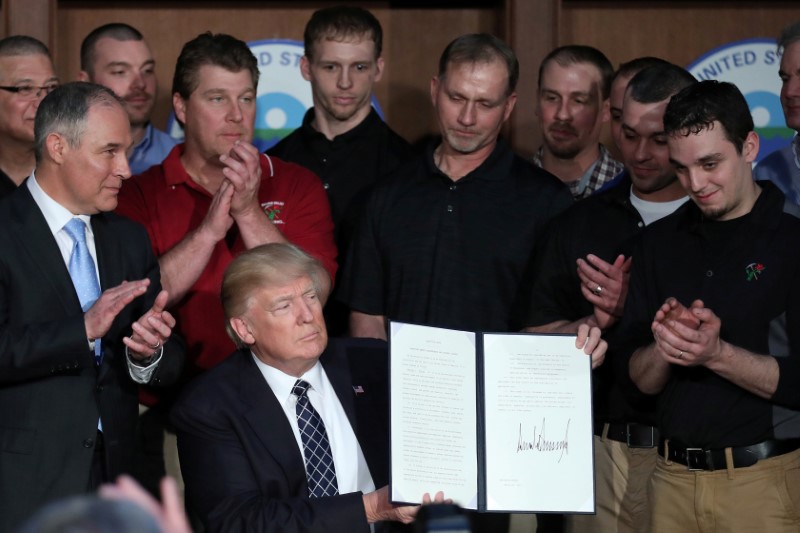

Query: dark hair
left=304, top=6, right=382, bottom=61
left=438, top=33, right=519, bottom=95
left=172, top=32, right=259, bottom=100
left=538, top=45, right=614, bottom=99
left=778, top=21, right=800, bottom=52
left=627, top=63, right=696, bottom=104
left=80, top=23, right=144, bottom=74
left=663, top=80, right=753, bottom=154
left=0, top=35, right=50, bottom=58
left=34, top=82, right=122, bottom=162
left=612, top=56, right=671, bottom=85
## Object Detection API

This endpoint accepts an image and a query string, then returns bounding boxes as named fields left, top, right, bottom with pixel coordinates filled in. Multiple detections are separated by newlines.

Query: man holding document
left=341, top=32, right=606, bottom=533
left=172, top=243, right=440, bottom=532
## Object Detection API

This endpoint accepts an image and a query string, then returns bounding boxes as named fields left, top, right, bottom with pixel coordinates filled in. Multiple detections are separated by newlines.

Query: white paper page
left=390, top=322, right=479, bottom=509
left=482, top=334, right=594, bottom=513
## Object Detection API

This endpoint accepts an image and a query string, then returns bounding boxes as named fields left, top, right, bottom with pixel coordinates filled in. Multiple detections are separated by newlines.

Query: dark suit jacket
left=172, top=338, right=404, bottom=533
left=0, top=185, right=183, bottom=532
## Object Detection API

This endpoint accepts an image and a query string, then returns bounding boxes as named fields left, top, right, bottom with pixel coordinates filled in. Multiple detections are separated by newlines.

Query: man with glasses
left=0, top=35, right=58, bottom=198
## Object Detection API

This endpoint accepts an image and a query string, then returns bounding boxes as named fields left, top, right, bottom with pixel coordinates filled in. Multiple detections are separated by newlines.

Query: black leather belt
left=659, top=438, right=800, bottom=471
left=594, top=421, right=659, bottom=448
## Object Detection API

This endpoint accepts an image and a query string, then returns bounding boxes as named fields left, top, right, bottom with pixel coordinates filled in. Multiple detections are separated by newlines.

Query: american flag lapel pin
left=352, top=385, right=365, bottom=396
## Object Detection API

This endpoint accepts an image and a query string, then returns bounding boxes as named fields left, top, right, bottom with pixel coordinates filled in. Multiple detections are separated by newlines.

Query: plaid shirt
left=533, top=144, right=624, bottom=200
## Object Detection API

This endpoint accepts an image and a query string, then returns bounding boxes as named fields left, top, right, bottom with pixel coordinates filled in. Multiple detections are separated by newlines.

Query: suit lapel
left=91, top=214, right=123, bottom=291
left=10, top=187, right=80, bottom=313
left=238, top=353, right=308, bottom=495
left=91, top=214, right=120, bottom=378
left=321, top=344, right=359, bottom=432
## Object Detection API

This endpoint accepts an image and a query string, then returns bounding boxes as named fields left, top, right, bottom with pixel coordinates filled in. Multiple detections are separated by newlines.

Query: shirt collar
left=425, top=136, right=513, bottom=183
left=251, top=353, right=326, bottom=404
left=680, top=180, right=782, bottom=233
left=27, top=171, right=92, bottom=235
left=792, top=134, right=800, bottom=170
left=161, top=143, right=195, bottom=188
left=131, top=123, right=155, bottom=153
left=301, top=107, right=381, bottom=148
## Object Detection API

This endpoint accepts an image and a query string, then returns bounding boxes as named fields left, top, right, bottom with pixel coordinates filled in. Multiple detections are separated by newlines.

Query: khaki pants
left=566, top=433, right=657, bottom=533
left=650, top=447, right=800, bottom=532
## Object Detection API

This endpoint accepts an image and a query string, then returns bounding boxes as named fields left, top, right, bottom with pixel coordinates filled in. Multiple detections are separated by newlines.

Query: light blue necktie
left=292, top=379, right=339, bottom=498
left=63, top=218, right=102, bottom=365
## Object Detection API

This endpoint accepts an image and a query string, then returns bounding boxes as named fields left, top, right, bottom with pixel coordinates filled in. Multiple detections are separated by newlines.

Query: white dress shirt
left=26, top=173, right=160, bottom=384
left=252, top=354, right=376, bottom=497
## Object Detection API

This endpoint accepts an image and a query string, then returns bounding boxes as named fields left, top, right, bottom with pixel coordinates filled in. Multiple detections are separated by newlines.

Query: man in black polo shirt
left=268, top=6, right=410, bottom=335
left=340, top=33, right=604, bottom=533
left=340, top=33, right=572, bottom=337
left=520, top=62, right=694, bottom=533
left=622, top=80, right=800, bottom=532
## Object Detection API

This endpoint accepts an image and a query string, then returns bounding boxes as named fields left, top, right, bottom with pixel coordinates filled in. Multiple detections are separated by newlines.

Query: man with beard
left=269, top=6, right=410, bottom=336
left=340, top=34, right=601, bottom=533
left=0, top=36, right=58, bottom=197
left=80, top=23, right=177, bottom=175
left=622, top=79, right=800, bottom=533
left=754, top=21, right=800, bottom=205
left=520, top=62, right=694, bottom=533
left=534, top=45, right=623, bottom=200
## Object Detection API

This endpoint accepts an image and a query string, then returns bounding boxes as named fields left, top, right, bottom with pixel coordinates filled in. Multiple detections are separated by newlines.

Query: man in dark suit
left=0, top=82, right=182, bottom=532
left=172, top=243, right=434, bottom=532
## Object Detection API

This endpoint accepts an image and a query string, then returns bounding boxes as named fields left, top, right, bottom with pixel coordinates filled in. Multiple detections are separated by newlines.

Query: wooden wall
left=2, top=0, right=797, bottom=158
left=51, top=1, right=500, bottom=150
left=558, top=1, right=798, bottom=156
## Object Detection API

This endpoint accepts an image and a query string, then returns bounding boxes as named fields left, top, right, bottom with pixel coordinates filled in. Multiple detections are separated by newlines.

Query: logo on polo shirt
left=261, top=201, right=284, bottom=224
left=745, top=262, right=765, bottom=281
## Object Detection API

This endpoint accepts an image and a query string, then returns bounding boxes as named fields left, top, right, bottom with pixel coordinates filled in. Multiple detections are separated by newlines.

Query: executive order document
left=389, top=321, right=594, bottom=513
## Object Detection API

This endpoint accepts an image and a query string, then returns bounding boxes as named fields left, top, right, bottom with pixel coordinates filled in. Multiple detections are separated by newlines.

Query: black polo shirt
left=269, top=108, right=411, bottom=336
left=0, top=169, right=16, bottom=199
left=618, top=181, right=800, bottom=448
left=268, top=107, right=411, bottom=250
left=339, top=137, right=571, bottom=333
left=518, top=173, right=658, bottom=424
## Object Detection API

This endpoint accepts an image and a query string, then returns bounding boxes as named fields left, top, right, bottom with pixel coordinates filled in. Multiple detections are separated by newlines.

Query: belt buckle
left=626, top=424, right=655, bottom=448
left=685, top=447, right=707, bottom=471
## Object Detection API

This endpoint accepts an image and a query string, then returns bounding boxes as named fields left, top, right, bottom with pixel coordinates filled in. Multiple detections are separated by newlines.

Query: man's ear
left=600, top=97, right=611, bottom=123
left=742, top=130, right=760, bottom=164
left=300, top=55, right=312, bottom=82
left=77, top=70, right=91, bottom=82
left=173, top=93, right=187, bottom=125
left=45, top=133, right=67, bottom=164
left=230, top=317, right=255, bottom=346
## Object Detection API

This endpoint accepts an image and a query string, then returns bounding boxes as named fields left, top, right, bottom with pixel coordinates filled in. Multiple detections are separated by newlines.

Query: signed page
left=482, top=334, right=594, bottom=513
left=390, top=322, right=479, bottom=509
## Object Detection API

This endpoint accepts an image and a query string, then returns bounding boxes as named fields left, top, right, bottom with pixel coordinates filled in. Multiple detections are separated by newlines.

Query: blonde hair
left=221, top=243, right=330, bottom=348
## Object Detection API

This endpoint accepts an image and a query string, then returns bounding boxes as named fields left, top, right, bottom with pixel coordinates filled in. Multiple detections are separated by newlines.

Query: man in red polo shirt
left=116, top=32, right=336, bottom=493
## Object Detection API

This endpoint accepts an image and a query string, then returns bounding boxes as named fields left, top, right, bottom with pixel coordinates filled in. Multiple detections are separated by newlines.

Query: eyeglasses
left=0, top=83, right=59, bottom=100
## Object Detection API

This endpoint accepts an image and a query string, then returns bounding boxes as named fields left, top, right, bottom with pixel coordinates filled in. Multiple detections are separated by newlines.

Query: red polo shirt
left=117, top=145, right=337, bottom=402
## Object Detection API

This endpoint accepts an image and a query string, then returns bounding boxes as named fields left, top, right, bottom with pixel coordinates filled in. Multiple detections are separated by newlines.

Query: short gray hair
left=222, top=243, right=331, bottom=348
left=34, top=81, right=122, bottom=162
